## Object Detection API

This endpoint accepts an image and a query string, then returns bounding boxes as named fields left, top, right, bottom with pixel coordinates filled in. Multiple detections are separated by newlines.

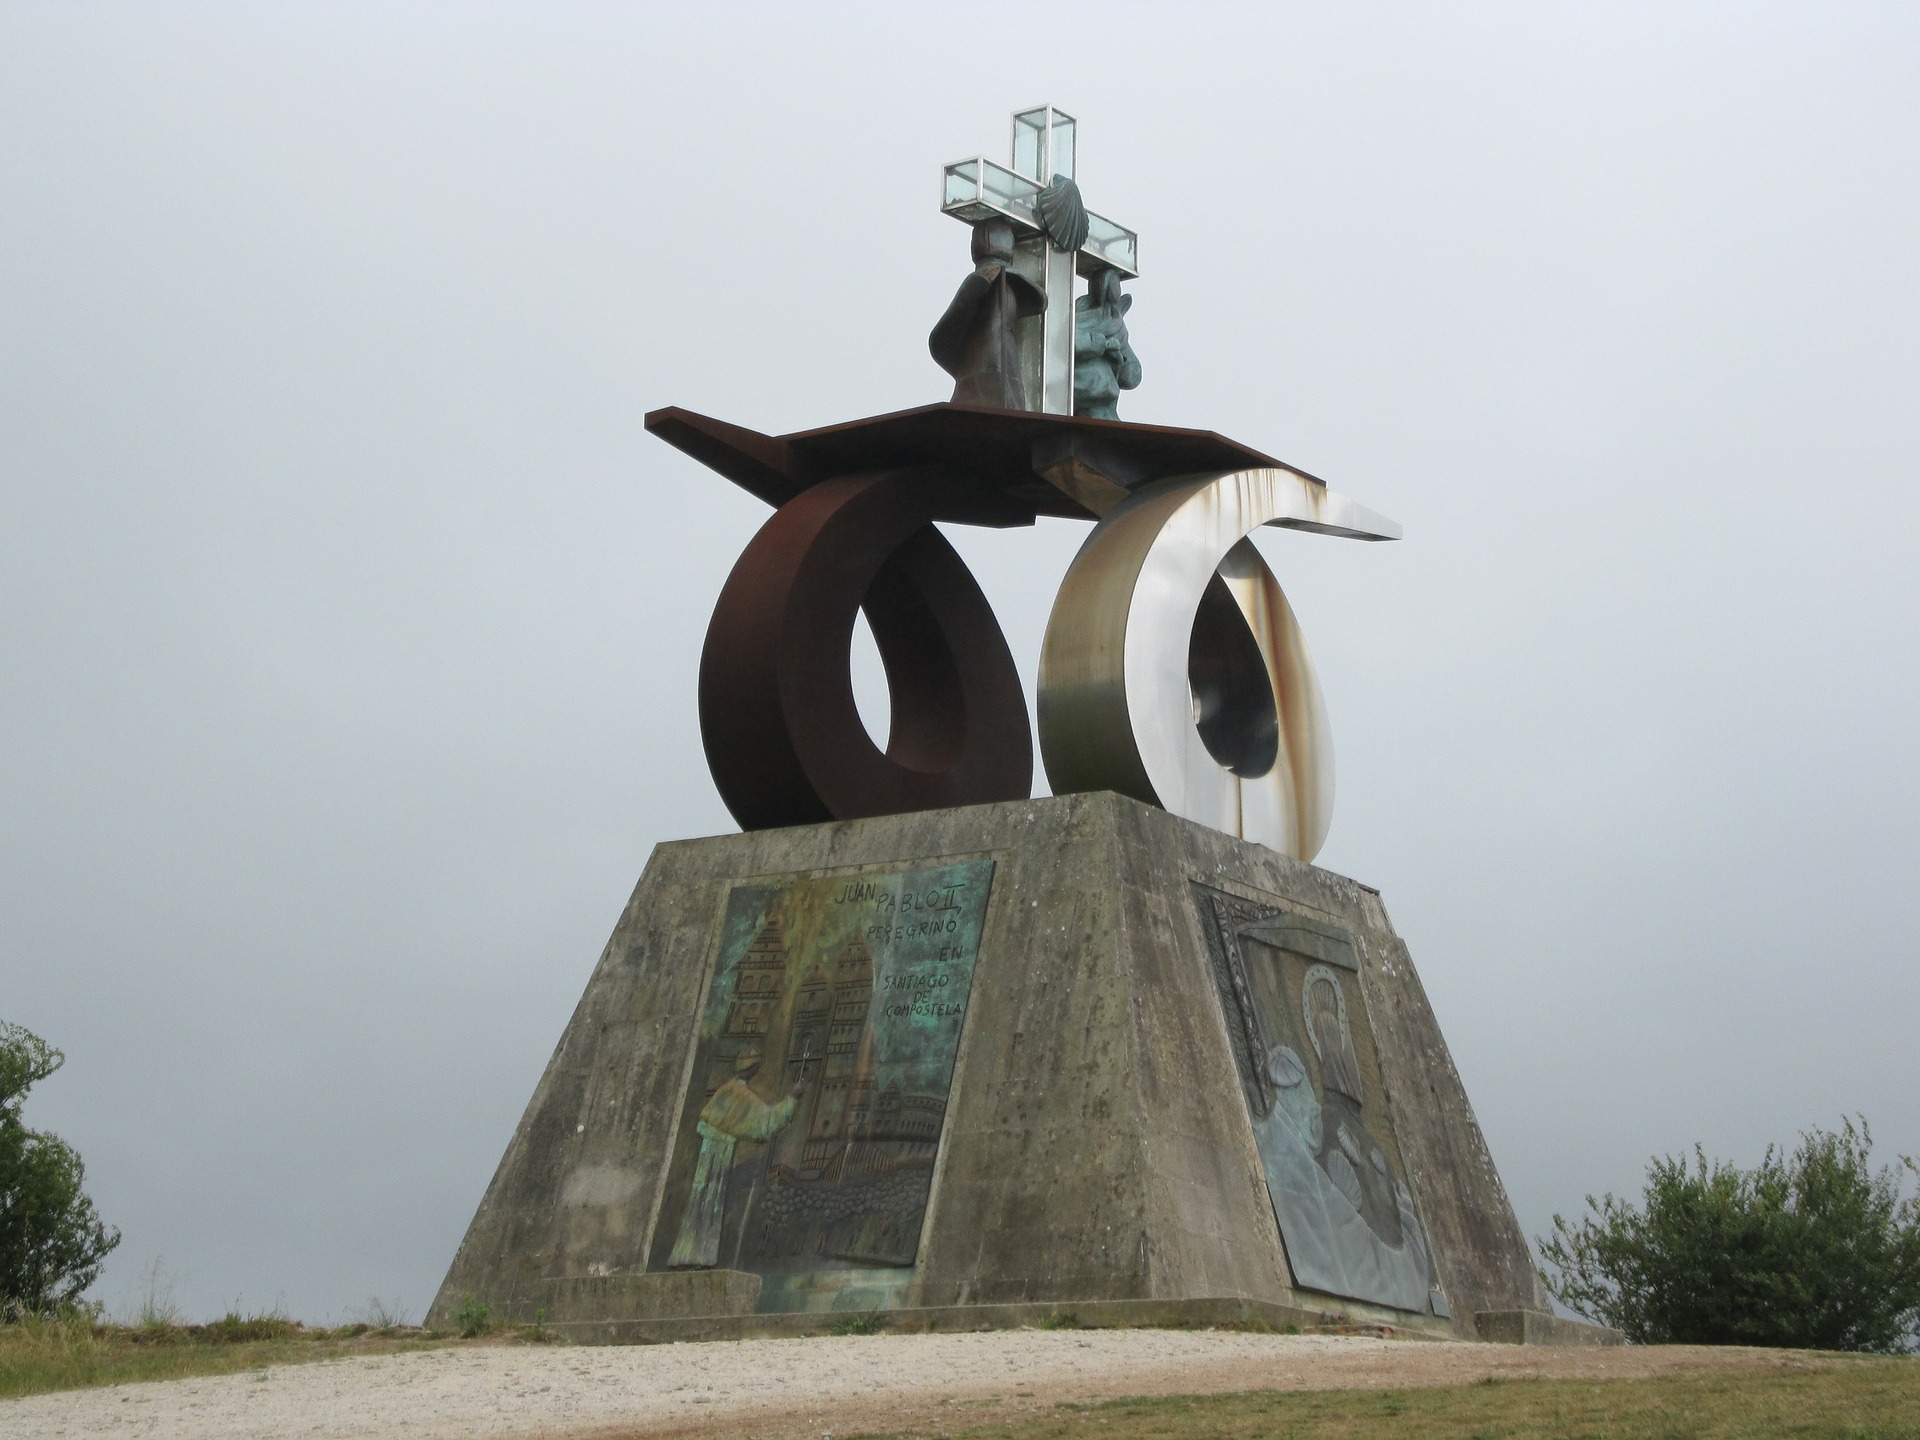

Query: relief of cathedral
left=698, top=914, right=964, bottom=1271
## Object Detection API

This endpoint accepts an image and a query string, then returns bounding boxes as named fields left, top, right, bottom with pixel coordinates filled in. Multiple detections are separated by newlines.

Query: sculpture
left=650, top=106, right=1403, bottom=862
left=1034, top=174, right=1090, bottom=252
left=937, top=107, right=1138, bottom=415
left=698, top=468, right=1032, bottom=831
left=927, top=218, right=1044, bottom=410
left=1072, top=269, right=1141, bottom=419
left=1037, top=467, right=1394, bottom=861
left=436, top=106, right=1573, bottom=1351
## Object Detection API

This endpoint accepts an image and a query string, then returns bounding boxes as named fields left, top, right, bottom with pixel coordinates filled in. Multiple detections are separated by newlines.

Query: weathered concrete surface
left=537, top=1270, right=762, bottom=1321
left=431, top=792, right=1562, bottom=1341
left=1475, top=1309, right=1624, bottom=1346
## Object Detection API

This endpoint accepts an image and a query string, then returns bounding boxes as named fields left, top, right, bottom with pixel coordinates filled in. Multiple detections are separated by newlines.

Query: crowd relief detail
left=654, top=861, right=994, bottom=1314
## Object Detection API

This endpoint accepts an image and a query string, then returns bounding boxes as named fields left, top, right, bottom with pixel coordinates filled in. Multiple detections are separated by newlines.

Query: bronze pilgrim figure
left=928, top=218, right=1044, bottom=410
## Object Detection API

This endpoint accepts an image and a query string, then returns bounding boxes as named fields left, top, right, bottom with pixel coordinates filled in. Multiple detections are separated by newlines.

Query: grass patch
left=829, top=1310, right=890, bottom=1336
left=347, top=1296, right=412, bottom=1333
left=0, top=1307, right=563, bottom=1399
left=854, top=1359, right=1920, bottom=1439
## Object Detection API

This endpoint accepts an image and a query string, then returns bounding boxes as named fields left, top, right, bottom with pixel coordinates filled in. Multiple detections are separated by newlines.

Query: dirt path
left=2, top=1329, right=1839, bottom=1440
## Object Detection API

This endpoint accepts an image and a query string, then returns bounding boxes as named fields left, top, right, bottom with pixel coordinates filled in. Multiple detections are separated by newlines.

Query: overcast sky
left=3, top=2, right=1915, bottom=1324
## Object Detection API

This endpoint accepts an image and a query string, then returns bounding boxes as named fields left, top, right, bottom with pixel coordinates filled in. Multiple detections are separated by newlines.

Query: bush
left=0, top=1022, right=121, bottom=1317
left=450, top=1295, right=493, bottom=1338
left=1539, top=1117, right=1920, bottom=1352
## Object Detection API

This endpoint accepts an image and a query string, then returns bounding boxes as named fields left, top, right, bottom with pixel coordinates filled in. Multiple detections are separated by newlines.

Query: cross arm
left=941, top=158, right=1138, bottom=277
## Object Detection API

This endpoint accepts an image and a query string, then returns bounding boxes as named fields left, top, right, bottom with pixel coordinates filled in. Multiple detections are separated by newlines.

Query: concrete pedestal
left=430, top=793, right=1610, bottom=1344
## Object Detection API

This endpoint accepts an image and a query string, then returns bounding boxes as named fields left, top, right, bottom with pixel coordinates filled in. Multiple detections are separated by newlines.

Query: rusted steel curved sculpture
left=698, top=469, right=1031, bottom=831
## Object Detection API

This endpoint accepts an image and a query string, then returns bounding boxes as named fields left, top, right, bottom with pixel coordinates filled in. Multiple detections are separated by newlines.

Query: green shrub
left=1539, top=1117, right=1920, bottom=1352
left=0, top=1023, right=120, bottom=1317
left=450, top=1295, right=493, bottom=1338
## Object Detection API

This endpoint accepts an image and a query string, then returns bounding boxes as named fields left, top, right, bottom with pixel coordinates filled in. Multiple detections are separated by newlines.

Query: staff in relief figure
left=667, top=1050, right=801, bottom=1269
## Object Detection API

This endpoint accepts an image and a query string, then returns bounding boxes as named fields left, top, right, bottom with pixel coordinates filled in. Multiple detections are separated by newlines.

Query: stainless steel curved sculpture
left=1038, top=468, right=1400, bottom=861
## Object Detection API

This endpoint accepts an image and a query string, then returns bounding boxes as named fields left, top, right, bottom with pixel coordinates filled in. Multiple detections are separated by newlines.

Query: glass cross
left=942, top=106, right=1139, bottom=415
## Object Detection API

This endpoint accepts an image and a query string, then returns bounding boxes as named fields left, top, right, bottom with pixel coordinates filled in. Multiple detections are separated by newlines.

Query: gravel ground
left=2, top=1329, right=1835, bottom=1440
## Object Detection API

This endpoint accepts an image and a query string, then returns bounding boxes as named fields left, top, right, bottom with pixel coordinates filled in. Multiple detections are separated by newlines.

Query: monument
left=429, top=107, right=1611, bottom=1345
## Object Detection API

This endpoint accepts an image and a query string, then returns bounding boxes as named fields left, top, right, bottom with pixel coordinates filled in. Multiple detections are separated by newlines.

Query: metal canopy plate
left=644, top=402, right=1322, bottom=527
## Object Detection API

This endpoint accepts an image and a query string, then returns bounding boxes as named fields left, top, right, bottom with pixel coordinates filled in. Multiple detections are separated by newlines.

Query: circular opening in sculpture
left=848, top=608, right=891, bottom=751
left=1187, top=573, right=1280, bottom=779
left=856, top=553, right=970, bottom=777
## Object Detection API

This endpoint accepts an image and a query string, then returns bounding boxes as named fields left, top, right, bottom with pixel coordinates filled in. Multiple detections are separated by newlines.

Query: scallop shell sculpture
left=1035, top=175, right=1089, bottom=252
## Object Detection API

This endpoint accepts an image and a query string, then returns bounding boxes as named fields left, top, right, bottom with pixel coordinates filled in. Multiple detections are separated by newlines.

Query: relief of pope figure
left=1250, top=964, right=1432, bottom=1312
left=667, top=1052, right=801, bottom=1269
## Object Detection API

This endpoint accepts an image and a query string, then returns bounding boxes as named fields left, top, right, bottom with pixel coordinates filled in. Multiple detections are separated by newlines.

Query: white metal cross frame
left=941, top=106, right=1138, bottom=415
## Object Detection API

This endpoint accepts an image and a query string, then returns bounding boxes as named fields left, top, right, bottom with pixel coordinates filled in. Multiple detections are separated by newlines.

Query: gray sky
left=3, top=2, right=1915, bottom=1324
